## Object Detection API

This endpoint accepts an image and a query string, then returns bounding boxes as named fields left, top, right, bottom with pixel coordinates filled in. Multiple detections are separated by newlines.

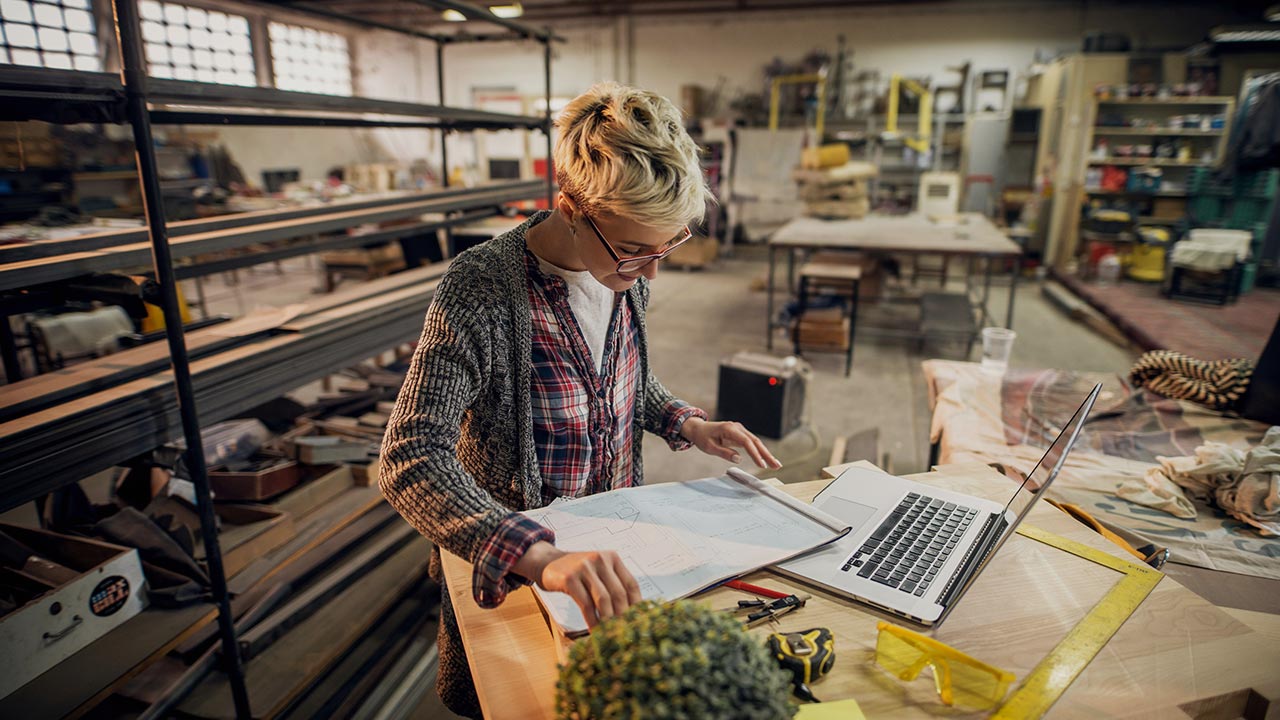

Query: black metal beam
left=146, top=78, right=545, bottom=128
left=0, top=180, right=544, bottom=291
left=0, top=184, right=514, bottom=265
left=110, top=0, right=252, bottom=716
left=251, top=0, right=451, bottom=42
left=156, top=208, right=496, bottom=280
left=0, top=66, right=126, bottom=124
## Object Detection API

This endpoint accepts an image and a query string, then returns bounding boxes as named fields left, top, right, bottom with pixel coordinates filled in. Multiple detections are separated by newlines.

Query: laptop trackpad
left=817, top=496, right=878, bottom=534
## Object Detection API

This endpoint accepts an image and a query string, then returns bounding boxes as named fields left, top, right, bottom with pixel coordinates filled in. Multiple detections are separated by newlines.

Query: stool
left=793, top=262, right=861, bottom=376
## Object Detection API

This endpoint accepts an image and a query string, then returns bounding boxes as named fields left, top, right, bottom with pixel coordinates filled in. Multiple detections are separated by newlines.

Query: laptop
left=773, top=384, right=1101, bottom=627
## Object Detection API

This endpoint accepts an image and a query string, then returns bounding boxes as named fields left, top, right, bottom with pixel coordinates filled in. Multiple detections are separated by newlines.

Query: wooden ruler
left=993, top=524, right=1164, bottom=719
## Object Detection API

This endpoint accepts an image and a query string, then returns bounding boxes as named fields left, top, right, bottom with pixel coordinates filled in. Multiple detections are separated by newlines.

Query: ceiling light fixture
left=1267, top=4, right=1280, bottom=21
left=442, top=9, right=466, bottom=21
left=1210, top=25, right=1280, bottom=42
left=489, top=3, right=523, bottom=18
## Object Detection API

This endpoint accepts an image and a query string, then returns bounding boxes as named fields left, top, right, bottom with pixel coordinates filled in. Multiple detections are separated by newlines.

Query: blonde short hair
left=554, top=82, right=713, bottom=228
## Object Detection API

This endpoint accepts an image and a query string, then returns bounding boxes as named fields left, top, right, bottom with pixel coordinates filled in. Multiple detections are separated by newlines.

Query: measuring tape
left=992, top=524, right=1164, bottom=719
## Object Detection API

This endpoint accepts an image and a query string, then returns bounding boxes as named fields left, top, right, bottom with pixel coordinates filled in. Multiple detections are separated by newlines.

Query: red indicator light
left=768, top=377, right=778, bottom=386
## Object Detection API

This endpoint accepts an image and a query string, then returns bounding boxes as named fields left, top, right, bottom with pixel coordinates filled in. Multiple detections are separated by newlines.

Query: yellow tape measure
left=993, top=524, right=1164, bottom=719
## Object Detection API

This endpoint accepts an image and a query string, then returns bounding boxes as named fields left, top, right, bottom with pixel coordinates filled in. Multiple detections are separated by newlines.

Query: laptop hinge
left=937, top=513, right=1008, bottom=608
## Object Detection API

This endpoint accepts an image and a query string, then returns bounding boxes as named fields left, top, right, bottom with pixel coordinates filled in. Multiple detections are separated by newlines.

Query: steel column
left=110, top=0, right=250, bottom=715
left=544, top=37, right=554, bottom=205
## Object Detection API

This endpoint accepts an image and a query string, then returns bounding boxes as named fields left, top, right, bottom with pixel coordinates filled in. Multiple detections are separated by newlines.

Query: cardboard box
left=210, top=456, right=301, bottom=501
left=796, top=307, right=850, bottom=351
left=0, top=525, right=148, bottom=700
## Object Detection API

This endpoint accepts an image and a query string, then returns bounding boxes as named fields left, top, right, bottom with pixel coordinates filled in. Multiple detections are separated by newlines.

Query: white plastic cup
left=980, top=327, right=1017, bottom=375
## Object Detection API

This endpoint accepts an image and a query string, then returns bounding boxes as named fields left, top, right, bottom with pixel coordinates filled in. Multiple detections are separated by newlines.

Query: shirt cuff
left=661, top=401, right=709, bottom=451
left=472, top=513, right=555, bottom=609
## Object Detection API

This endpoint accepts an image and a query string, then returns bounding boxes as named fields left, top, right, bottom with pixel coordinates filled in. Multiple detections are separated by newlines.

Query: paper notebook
left=522, top=468, right=851, bottom=637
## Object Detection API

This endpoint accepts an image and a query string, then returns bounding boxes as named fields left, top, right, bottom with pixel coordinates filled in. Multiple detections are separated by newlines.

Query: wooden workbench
left=441, top=462, right=1280, bottom=718
left=765, top=213, right=1024, bottom=352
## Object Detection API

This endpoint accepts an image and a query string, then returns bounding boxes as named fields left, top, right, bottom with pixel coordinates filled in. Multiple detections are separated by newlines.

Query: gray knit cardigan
left=379, top=210, right=693, bottom=581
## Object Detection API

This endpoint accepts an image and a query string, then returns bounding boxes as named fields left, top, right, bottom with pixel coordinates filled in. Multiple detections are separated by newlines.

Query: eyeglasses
left=578, top=209, right=693, bottom=275
left=874, top=622, right=1015, bottom=710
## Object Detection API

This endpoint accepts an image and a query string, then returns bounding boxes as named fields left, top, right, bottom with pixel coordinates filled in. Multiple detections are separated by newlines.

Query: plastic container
left=1097, top=254, right=1123, bottom=286
left=980, top=327, right=1017, bottom=375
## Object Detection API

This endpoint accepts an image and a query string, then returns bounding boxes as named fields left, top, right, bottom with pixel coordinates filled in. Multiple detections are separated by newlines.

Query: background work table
left=765, top=214, right=1024, bottom=353
left=441, top=462, right=1280, bottom=719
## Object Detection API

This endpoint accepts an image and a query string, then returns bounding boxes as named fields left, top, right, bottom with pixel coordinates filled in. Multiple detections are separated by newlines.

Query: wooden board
left=442, top=462, right=1280, bottom=720
left=177, top=535, right=430, bottom=719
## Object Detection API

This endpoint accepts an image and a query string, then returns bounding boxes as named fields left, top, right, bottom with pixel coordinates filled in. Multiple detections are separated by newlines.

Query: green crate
left=1189, top=196, right=1227, bottom=222
left=1229, top=199, right=1271, bottom=228
left=1188, top=167, right=1235, bottom=197
left=1236, top=169, right=1279, bottom=200
left=1240, top=261, right=1258, bottom=295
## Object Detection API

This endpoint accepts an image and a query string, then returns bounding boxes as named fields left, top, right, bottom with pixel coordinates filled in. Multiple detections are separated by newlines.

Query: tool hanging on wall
left=767, top=627, right=836, bottom=703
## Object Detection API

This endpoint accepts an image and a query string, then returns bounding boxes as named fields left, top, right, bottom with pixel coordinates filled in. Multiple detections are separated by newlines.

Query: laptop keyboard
left=840, top=492, right=978, bottom=597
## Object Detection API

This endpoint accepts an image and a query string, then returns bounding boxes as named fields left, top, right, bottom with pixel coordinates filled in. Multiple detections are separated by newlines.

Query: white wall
left=213, top=1, right=1250, bottom=185
left=440, top=2, right=1244, bottom=106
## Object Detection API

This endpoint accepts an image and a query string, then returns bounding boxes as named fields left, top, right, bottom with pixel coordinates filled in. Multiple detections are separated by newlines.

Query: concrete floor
left=194, top=247, right=1135, bottom=488
left=640, top=247, right=1136, bottom=484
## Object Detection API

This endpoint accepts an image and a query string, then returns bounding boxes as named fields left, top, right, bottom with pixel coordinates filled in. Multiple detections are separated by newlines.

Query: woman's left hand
left=680, top=417, right=782, bottom=469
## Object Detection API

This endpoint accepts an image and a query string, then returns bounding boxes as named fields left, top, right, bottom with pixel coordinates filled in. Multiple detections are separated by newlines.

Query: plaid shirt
left=472, top=252, right=706, bottom=608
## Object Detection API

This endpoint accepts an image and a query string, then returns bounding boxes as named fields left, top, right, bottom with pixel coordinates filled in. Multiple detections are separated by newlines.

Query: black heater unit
left=716, top=352, right=807, bottom=440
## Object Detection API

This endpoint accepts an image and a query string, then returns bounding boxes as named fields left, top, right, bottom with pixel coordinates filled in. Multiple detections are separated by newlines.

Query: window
left=268, top=21, right=350, bottom=96
left=1, top=0, right=101, bottom=71
left=139, top=0, right=254, bottom=86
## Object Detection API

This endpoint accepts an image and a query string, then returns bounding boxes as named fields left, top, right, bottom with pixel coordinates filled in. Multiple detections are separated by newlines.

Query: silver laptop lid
left=935, top=383, right=1101, bottom=623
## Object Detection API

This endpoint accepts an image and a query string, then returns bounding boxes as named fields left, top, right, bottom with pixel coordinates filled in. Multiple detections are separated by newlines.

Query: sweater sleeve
left=379, top=267, right=548, bottom=599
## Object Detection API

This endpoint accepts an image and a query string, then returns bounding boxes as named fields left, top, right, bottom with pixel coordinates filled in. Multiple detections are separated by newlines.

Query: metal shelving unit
left=0, top=1, right=559, bottom=716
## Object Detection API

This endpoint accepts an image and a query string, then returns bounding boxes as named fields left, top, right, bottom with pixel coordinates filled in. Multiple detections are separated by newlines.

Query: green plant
left=556, top=600, right=798, bottom=720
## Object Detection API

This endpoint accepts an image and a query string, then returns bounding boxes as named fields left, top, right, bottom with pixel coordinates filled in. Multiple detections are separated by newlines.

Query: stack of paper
left=523, top=469, right=850, bottom=636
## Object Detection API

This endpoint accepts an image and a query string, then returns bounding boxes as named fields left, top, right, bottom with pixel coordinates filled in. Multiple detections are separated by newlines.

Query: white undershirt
left=535, top=256, right=616, bottom=373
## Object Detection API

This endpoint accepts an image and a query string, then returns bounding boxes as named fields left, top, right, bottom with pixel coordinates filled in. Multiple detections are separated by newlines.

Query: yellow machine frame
left=768, top=69, right=827, bottom=138
left=885, top=74, right=933, bottom=154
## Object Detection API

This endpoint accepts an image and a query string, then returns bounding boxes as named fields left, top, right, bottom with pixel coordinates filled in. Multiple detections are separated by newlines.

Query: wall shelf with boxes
left=1080, top=96, right=1234, bottom=229
left=0, top=1, right=560, bottom=717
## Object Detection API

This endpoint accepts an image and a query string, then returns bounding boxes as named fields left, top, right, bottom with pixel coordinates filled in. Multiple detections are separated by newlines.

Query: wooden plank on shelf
left=176, top=536, right=430, bottom=719
left=1090, top=127, right=1223, bottom=136
left=1086, top=158, right=1213, bottom=167
left=0, top=602, right=217, bottom=720
left=1096, top=96, right=1234, bottom=105
left=177, top=502, right=398, bottom=663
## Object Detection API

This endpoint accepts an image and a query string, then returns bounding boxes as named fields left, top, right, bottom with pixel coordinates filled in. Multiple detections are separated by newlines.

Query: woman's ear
left=556, top=192, right=578, bottom=225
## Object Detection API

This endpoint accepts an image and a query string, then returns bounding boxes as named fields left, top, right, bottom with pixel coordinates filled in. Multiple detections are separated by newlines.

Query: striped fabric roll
left=1129, top=350, right=1255, bottom=411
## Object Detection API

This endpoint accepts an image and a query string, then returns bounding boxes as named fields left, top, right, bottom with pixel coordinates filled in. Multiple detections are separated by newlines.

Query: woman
left=379, top=82, right=781, bottom=718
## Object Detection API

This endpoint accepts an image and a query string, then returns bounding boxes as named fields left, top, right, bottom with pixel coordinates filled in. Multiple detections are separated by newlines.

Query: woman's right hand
left=515, top=541, right=642, bottom=628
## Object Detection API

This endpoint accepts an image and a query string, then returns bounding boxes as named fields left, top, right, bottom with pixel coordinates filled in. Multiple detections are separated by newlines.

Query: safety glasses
left=579, top=209, right=692, bottom=275
left=874, top=622, right=1015, bottom=709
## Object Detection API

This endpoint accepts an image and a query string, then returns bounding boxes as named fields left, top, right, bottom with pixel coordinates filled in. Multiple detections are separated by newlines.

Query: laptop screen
left=1000, top=383, right=1101, bottom=534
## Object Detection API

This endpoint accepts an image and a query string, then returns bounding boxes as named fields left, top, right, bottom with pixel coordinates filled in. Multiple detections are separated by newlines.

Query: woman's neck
left=527, top=211, right=587, bottom=272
